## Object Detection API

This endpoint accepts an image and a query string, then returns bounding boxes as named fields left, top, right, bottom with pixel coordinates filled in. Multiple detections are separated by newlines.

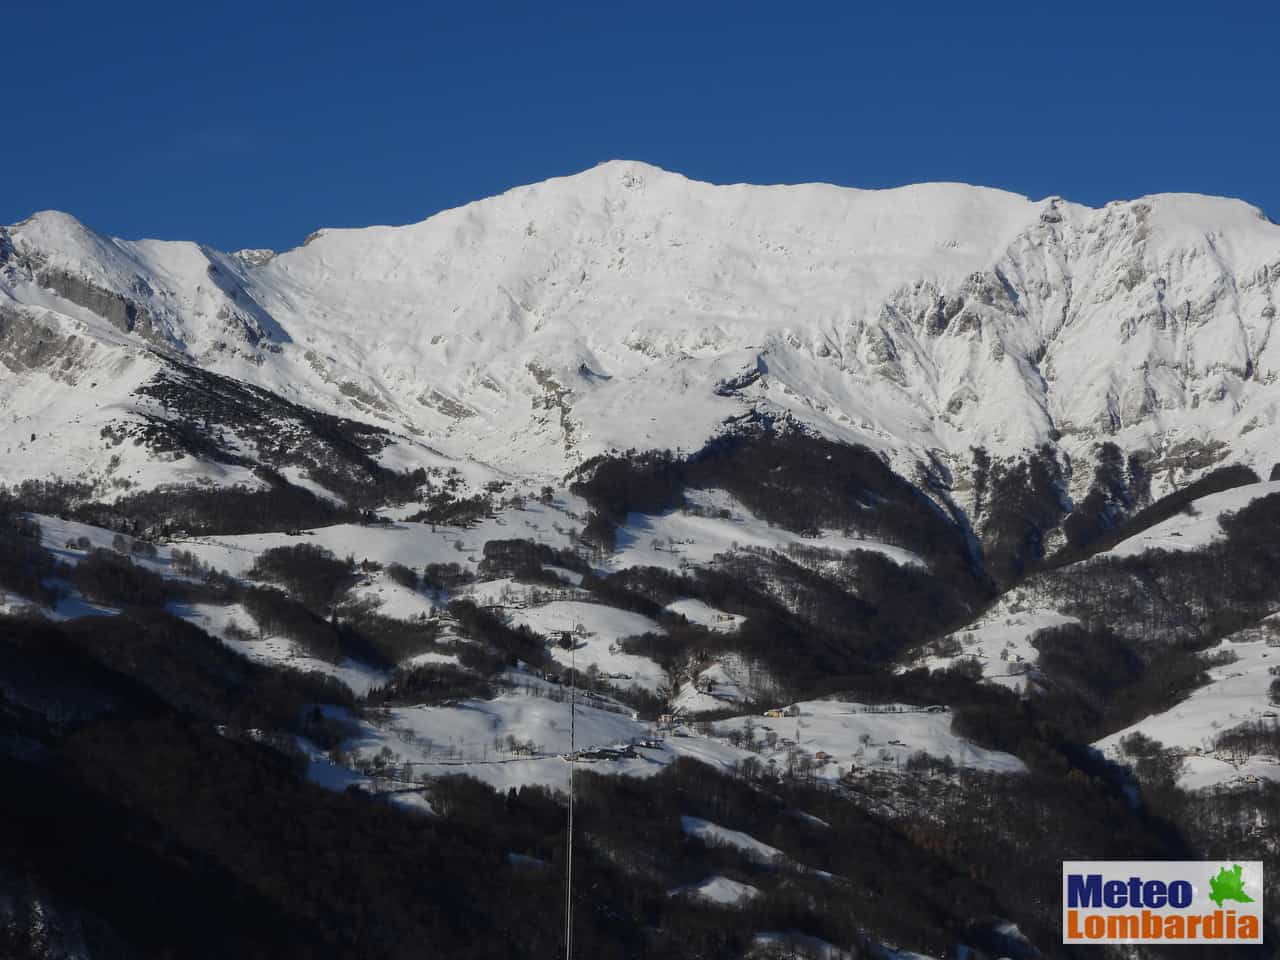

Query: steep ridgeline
left=4, top=161, right=1280, bottom=573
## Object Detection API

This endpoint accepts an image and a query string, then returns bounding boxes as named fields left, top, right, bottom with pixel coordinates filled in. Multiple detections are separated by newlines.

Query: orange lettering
left=1143, top=909, right=1163, bottom=938
left=1110, top=915, right=1139, bottom=939
left=1066, top=909, right=1082, bottom=940
left=1204, top=910, right=1223, bottom=939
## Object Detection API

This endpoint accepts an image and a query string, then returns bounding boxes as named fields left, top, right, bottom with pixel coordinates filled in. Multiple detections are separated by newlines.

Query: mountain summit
left=3, top=161, right=1279, bottom=502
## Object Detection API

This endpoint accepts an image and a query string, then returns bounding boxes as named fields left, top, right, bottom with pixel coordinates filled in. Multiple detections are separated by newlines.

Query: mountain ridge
left=15, top=159, right=1276, bottom=255
left=3, top=161, right=1279, bottom=512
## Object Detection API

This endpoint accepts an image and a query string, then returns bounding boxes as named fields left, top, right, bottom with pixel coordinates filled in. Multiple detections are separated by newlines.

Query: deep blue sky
left=5, top=1, right=1277, bottom=252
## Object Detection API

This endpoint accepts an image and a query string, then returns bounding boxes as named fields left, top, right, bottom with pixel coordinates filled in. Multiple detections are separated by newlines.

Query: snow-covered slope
left=6, top=160, right=1280, bottom=499
left=903, top=588, right=1078, bottom=693
left=671, top=875, right=760, bottom=906
left=710, top=699, right=1027, bottom=778
left=1094, top=617, right=1280, bottom=790
left=1100, top=479, right=1280, bottom=559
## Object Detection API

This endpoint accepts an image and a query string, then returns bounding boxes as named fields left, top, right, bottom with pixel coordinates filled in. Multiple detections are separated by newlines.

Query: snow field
left=506, top=600, right=668, bottom=692
left=663, top=597, right=745, bottom=631
left=611, top=488, right=923, bottom=575
left=673, top=654, right=781, bottom=714
left=1094, top=619, right=1280, bottom=790
left=1100, top=480, right=1280, bottom=560
left=711, top=699, right=1027, bottom=779
left=669, top=875, right=761, bottom=906
left=170, top=600, right=389, bottom=696
left=173, top=499, right=579, bottom=580
left=906, top=588, right=1077, bottom=692
left=680, top=816, right=785, bottom=863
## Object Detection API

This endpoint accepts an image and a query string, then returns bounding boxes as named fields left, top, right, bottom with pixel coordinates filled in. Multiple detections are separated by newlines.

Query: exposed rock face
left=37, top=266, right=158, bottom=340
left=233, top=248, right=276, bottom=267
left=0, top=303, right=92, bottom=377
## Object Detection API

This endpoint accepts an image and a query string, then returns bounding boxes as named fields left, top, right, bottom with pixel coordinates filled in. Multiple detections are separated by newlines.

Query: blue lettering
left=1068, top=872, right=1195, bottom=910
left=1169, top=880, right=1193, bottom=908
left=1067, top=874, right=1103, bottom=908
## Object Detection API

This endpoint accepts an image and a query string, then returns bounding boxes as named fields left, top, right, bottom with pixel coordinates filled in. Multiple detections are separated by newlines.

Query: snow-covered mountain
left=6, top=161, right=1280, bottom=959
left=4, top=160, right=1279, bottom=502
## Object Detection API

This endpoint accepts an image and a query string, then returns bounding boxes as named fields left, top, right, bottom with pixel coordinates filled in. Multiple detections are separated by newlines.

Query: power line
left=564, top=623, right=576, bottom=960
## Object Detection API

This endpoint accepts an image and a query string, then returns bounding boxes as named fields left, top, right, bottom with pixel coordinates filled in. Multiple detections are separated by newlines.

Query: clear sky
left=5, top=1, right=1277, bottom=252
